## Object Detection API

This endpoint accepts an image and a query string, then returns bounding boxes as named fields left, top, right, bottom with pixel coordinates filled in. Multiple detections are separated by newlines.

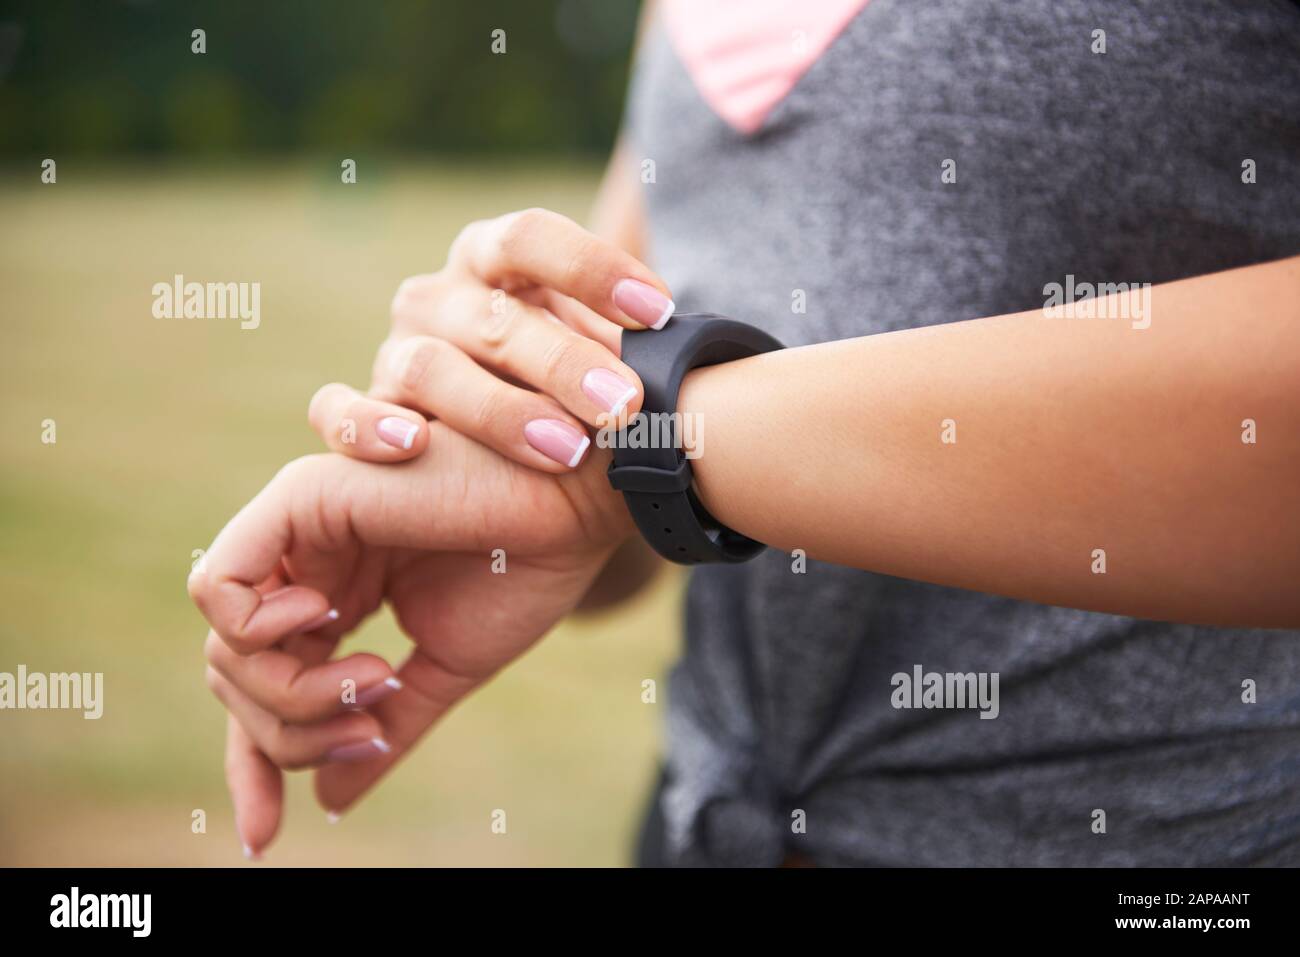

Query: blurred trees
left=0, top=0, right=640, bottom=156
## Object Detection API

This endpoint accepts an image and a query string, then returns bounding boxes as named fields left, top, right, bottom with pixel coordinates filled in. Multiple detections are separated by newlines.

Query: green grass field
left=0, top=161, right=683, bottom=866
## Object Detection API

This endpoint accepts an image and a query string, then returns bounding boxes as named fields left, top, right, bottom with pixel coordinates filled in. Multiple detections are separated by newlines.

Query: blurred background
left=0, top=0, right=684, bottom=866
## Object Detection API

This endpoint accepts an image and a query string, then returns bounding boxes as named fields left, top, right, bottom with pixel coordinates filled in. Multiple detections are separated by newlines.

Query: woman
left=195, top=0, right=1300, bottom=865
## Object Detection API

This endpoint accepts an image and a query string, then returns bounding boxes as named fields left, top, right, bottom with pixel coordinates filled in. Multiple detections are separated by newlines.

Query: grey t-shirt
left=625, top=0, right=1300, bottom=866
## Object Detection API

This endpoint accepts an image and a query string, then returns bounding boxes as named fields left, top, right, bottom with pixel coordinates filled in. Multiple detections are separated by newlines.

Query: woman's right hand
left=309, top=207, right=676, bottom=471
left=193, top=420, right=638, bottom=856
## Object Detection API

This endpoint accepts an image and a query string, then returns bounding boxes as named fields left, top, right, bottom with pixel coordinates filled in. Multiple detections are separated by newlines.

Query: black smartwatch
left=606, top=313, right=784, bottom=565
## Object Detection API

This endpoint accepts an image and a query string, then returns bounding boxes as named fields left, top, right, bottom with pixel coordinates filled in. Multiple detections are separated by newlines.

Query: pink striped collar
left=662, top=0, right=872, bottom=134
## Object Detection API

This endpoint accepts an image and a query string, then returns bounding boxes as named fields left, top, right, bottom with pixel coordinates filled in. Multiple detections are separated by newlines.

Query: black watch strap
left=607, top=313, right=784, bottom=565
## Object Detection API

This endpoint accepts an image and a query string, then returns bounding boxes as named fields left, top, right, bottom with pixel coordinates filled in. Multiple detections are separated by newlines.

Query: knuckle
left=494, top=207, right=549, bottom=260
left=449, top=219, right=488, bottom=262
left=560, top=232, right=607, bottom=291
left=389, top=274, right=438, bottom=320
left=224, top=624, right=256, bottom=655
left=307, top=382, right=347, bottom=430
left=372, top=338, right=403, bottom=391
left=203, top=633, right=225, bottom=666
left=266, top=454, right=333, bottom=519
left=391, top=337, right=446, bottom=396
left=204, top=665, right=224, bottom=696
left=186, top=569, right=207, bottom=607
left=272, top=453, right=322, bottom=489
left=472, top=385, right=510, bottom=434
left=541, top=333, right=586, bottom=387
left=480, top=292, right=516, bottom=350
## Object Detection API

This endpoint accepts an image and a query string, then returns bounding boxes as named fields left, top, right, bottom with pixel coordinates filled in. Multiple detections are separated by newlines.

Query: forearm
left=680, top=256, right=1300, bottom=628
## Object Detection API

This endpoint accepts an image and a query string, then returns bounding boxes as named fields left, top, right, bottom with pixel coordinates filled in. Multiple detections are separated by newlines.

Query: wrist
left=610, top=314, right=783, bottom=564
left=677, top=361, right=744, bottom=536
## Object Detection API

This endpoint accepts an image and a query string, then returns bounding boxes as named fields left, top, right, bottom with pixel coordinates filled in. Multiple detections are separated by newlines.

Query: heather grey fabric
left=624, top=0, right=1300, bottom=866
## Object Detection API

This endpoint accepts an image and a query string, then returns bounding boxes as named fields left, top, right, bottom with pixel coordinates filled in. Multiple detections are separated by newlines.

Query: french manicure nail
left=524, top=419, right=590, bottom=468
left=326, top=811, right=342, bottom=824
left=294, top=608, right=339, bottom=635
left=326, top=737, right=391, bottom=763
left=242, top=843, right=261, bottom=861
left=582, top=368, right=638, bottom=417
left=376, top=416, right=419, bottom=451
left=613, top=278, right=674, bottom=330
left=351, top=676, right=403, bottom=709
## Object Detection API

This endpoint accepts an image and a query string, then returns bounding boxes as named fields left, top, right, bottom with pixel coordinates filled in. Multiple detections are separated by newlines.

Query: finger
left=226, top=715, right=282, bottom=860
left=207, top=666, right=390, bottom=770
left=205, top=631, right=402, bottom=725
left=314, top=647, right=480, bottom=815
left=188, top=457, right=338, bottom=654
left=308, top=381, right=428, bottom=461
left=376, top=334, right=595, bottom=471
left=388, top=286, right=644, bottom=430
left=526, top=287, right=623, bottom=355
left=450, top=208, right=675, bottom=330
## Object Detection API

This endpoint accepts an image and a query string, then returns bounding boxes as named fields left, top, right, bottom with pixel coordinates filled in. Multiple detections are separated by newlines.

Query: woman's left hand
left=308, top=207, right=675, bottom=471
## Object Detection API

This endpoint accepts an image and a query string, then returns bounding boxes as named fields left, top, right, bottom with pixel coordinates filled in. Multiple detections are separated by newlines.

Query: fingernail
left=524, top=419, right=590, bottom=468
left=376, top=416, right=419, bottom=451
left=613, top=279, right=673, bottom=330
left=582, top=368, right=638, bottom=417
left=326, top=811, right=342, bottom=824
left=294, top=607, right=339, bottom=635
left=351, top=676, right=402, bottom=709
left=242, top=843, right=261, bottom=861
left=326, top=737, right=391, bottom=763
